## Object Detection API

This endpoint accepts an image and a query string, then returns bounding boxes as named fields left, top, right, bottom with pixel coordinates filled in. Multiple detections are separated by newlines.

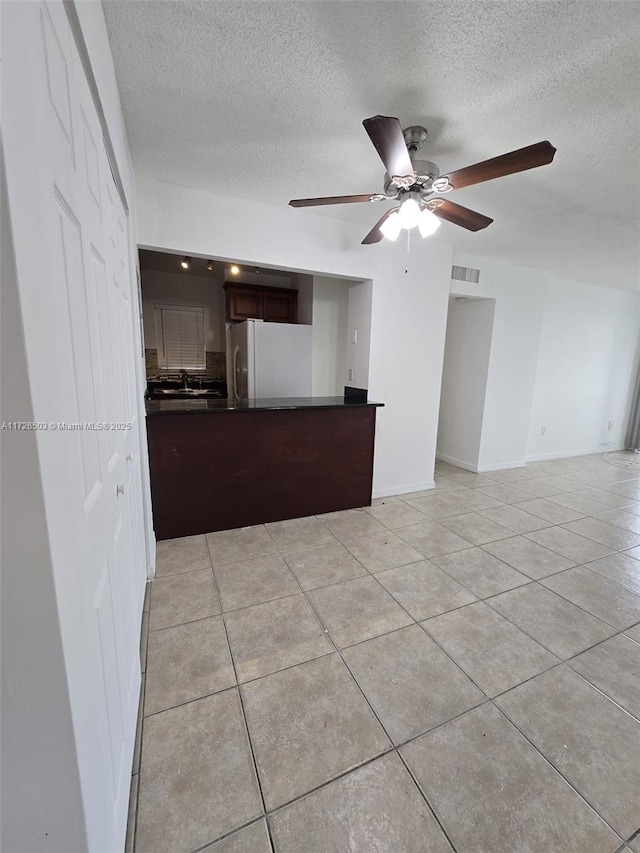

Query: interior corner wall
left=311, top=276, right=349, bottom=396
left=450, top=252, right=546, bottom=471
left=345, top=280, right=373, bottom=390
left=294, top=273, right=314, bottom=325
left=136, top=176, right=454, bottom=496
left=526, top=277, right=640, bottom=460
left=450, top=250, right=640, bottom=469
left=367, top=240, right=453, bottom=496
left=437, top=297, right=495, bottom=471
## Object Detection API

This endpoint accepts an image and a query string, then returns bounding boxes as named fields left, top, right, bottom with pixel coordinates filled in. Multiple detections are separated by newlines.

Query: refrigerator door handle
left=233, top=345, right=243, bottom=401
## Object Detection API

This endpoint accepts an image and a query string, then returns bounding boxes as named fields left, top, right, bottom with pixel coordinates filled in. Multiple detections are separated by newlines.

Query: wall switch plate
left=541, top=426, right=546, bottom=436
left=351, top=330, right=358, bottom=344
left=608, top=420, right=614, bottom=431
left=348, top=368, right=354, bottom=381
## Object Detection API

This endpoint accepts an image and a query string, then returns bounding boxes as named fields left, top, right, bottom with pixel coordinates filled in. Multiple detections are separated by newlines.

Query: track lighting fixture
left=181, top=256, right=191, bottom=269
left=207, top=260, right=214, bottom=271
left=230, top=265, right=240, bottom=275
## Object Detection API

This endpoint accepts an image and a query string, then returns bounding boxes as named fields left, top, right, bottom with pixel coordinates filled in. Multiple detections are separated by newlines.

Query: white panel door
left=2, top=2, right=148, bottom=848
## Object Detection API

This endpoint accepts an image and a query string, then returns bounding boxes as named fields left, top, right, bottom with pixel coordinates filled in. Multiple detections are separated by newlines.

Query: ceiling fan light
left=418, top=208, right=441, bottom=238
left=380, top=211, right=402, bottom=241
left=397, top=197, right=421, bottom=229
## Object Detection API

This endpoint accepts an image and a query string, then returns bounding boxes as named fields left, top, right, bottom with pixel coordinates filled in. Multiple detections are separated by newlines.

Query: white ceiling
left=103, top=0, right=640, bottom=291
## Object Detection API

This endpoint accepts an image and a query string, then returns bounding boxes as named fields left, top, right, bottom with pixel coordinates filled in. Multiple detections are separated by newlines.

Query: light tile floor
left=128, top=452, right=640, bottom=853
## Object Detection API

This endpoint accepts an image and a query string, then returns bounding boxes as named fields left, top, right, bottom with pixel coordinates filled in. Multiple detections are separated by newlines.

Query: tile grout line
left=129, top=588, right=152, bottom=853
left=188, top=817, right=269, bottom=853
left=557, top=521, right=640, bottom=553
left=145, top=458, right=639, bottom=851
left=148, top=522, right=638, bottom=717
left=204, top=534, right=277, bottom=853
left=488, top=697, right=627, bottom=846
left=265, top=519, right=466, bottom=850
left=477, top=582, right=621, bottom=661
left=311, top=507, right=635, bottom=844
left=535, top=567, right=640, bottom=631
left=556, top=661, right=640, bottom=724
left=296, top=567, right=461, bottom=853
left=278, top=518, right=500, bottom=713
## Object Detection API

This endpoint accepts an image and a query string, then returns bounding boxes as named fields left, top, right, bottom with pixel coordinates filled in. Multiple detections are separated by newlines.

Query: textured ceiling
left=103, top=1, right=640, bottom=290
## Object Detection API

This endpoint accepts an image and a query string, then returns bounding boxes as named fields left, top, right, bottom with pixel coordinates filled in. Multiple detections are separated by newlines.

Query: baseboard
left=372, top=481, right=436, bottom=499
left=476, top=460, right=527, bottom=473
left=438, top=453, right=541, bottom=474
left=435, top=453, right=479, bottom=473
left=525, top=444, right=624, bottom=463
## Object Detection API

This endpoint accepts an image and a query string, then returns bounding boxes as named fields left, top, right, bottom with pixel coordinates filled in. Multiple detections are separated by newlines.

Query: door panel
left=3, top=2, right=149, bottom=848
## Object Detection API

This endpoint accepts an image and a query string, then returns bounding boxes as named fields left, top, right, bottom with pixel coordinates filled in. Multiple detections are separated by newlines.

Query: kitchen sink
left=147, top=377, right=227, bottom=399
left=152, top=388, right=224, bottom=397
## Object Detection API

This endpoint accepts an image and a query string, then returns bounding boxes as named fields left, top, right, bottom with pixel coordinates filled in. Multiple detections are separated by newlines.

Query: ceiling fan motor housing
left=384, top=159, right=441, bottom=197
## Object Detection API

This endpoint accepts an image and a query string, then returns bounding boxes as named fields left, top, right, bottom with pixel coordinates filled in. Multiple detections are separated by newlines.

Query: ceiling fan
left=289, top=116, right=556, bottom=245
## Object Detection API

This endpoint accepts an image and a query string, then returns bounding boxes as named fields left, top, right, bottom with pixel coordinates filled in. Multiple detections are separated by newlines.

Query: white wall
left=450, top=253, right=546, bottom=470
left=311, top=276, right=349, bottom=396
left=450, top=250, right=640, bottom=468
left=527, top=276, right=640, bottom=459
left=141, top=268, right=226, bottom=353
left=437, top=297, right=495, bottom=470
left=295, top=273, right=314, bottom=325
left=136, top=176, right=454, bottom=495
left=346, top=280, right=373, bottom=390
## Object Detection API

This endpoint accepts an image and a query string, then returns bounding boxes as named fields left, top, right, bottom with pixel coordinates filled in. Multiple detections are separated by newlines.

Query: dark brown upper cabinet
left=224, top=282, right=298, bottom=324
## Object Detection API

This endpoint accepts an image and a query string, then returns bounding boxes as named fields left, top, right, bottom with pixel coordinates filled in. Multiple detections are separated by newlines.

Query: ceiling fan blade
left=363, top=116, right=415, bottom=186
left=361, top=209, right=395, bottom=245
left=441, top=141, right=556, bottom=190
left=289, top=193, right=384, bottom=207
left=429, top=199, right=493, bottom=231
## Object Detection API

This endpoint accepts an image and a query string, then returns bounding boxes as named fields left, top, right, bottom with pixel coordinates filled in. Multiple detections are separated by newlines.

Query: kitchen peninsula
left=146, top=396, right=384, bottom=540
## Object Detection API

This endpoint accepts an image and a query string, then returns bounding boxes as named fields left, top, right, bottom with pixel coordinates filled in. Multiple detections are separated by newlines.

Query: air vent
left=451, top=264, right=480, bottom=284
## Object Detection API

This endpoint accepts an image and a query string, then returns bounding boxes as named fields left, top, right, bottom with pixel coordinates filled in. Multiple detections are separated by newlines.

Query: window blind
left=160, top=307, right=205, bottom=370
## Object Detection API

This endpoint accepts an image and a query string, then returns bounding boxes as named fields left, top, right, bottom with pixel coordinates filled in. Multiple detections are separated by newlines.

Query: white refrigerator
left=226, top=319, right=312, bottom=400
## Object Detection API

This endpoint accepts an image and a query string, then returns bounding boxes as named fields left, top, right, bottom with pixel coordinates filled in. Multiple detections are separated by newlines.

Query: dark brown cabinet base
left=147, top=405, right=379, bottom=540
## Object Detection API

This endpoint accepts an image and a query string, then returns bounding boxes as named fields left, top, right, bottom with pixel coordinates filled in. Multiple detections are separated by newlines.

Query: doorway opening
left=138, top=249, right=372, bottom=401
left=436, top=295, right=496, bottom=472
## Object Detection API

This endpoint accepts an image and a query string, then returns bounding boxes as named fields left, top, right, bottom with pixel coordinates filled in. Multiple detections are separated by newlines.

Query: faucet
left=181, top=369, right=189, bottom=390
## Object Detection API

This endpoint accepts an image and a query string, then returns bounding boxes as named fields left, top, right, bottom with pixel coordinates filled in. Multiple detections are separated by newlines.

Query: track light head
left=181, top=256, right=191, bottom=269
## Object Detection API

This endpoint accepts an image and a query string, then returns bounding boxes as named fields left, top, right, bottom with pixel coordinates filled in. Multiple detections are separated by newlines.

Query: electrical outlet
left=607, top=420, right=614, bottom=431
left=348, top=368, right=354, bottom=381
left=351, top=330, right=358, bottom=344
left=541, top=426, right=546, bottom=436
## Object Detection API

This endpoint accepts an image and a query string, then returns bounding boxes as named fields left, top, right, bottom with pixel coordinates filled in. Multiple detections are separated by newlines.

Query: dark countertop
left=146, top=396, right=384, bottom=415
